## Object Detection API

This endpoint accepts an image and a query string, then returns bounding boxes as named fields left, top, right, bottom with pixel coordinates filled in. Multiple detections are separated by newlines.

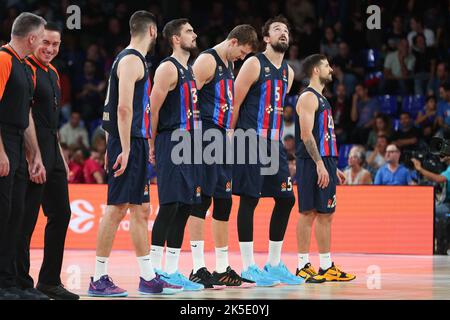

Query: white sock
left=239, top=242, right=255, bottom=271
left=165, top=247, right=181, bottom=274
left=191, top=241, right=205, bottom=273
left=215, top=246, right=229, bottom=273
left=150, top=245, right=164, bottom=271
left=298, top=253, right=310, bottom=269
left=319, top=253, right=332, bottom=270
left=137, top=255, right=156, bottom=281
left=94, top=256, right=108, bottom=282
left=267, top=240, right=283, bottom=267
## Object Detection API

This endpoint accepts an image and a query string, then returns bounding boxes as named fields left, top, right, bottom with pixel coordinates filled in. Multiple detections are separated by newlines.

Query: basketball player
left=295, top=54, right=355, bottom=282
left=88, top=11, right=182, bottom=297
left=187, top=25, right=258, bottom=288
left=148, top=19, right=204, bottom=291
left=231, top=16, right=302, bottom=286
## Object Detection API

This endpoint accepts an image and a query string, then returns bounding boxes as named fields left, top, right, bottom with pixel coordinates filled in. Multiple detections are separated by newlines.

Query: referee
left=16, top=23, right=79, bottom=300
left=0, top=13, right=47, bottom=300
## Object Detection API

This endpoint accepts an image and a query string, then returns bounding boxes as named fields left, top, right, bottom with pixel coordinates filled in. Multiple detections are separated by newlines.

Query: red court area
left=31, top=185, right=434, bottom=255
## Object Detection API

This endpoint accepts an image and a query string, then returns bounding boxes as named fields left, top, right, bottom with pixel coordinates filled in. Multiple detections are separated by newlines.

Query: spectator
left=320, top=26, right=339, bottom=60
left=407, top=15, right=436, bottom=48
left=83, top=149, right=105, bottom=184
left=412, top=156, right=450, bottom=254
left=286, top=44, right=302, bottom=93
left=59, top=111, right=89, bottom=148
left=384, top=15, right=406, bottom=52
left=283, top=134, right=295, bottom=159
left=68, top=148, right=87, bottom=184
left=366, top=134, right=388, bottom=171
left=415, top=95, right=437, bottom=143
left=343, top=145, right=372, bottom=185
left=391, top=112, right=420, bottom=151
left=367, top=114, right=392, bottom=150
left=381, top=38, right=416, bottom=95
left=332, top=42, right=362, bottom=89
left=435, top=82, right=450, bottom=136
left=331, top=83, right=352, bottom=144
left=74, top=60, right=106, bottom=123
left=428, top=62, right=450, bottom=98
left=374, top=144, right=413, bottom=185
left=412, top=34, right=437, bottom=95
left=282, top=106, right=295, bottom=140
left=351, top=83, right=380, bottom=144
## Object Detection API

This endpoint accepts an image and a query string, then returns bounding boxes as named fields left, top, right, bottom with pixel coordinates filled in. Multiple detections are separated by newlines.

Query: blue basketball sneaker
left=264, top=261, right=304, bottom=285
left=159, top=270, right=204, bottom=291
left=241, top=265, right=280, bottom=287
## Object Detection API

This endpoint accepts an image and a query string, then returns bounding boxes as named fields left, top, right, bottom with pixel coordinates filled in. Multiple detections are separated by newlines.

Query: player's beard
left=181, top=41, right=197, bottom=54
left=319, top=74, right=333, bottom=85
left=147, top=40, right=156, bottom=55
left=271, top=40, right=289, bottom=53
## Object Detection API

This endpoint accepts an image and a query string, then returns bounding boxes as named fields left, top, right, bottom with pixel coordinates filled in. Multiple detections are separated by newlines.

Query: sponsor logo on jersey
left=327, top=195, right=336, bottom=209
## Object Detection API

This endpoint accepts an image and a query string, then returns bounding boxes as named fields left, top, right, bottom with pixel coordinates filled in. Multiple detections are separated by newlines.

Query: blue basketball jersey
left=102, top=48, right=151, bottom=138
left=197, top=49, right=234, bottom=130
left=157, top=56, right=201, bottom=133
left=236, top=53, right=289, bottom=140
left=295, top=87, right=338, bottom=159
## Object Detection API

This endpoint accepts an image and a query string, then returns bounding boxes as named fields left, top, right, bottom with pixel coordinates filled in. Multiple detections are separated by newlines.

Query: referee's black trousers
left=0, top=127, right=28, bottom=289
left=17, top=128, right=71, bottom=288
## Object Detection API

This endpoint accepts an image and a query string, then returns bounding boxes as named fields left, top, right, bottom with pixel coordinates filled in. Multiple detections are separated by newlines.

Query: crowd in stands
left=2, top=0, right=450, bottom=187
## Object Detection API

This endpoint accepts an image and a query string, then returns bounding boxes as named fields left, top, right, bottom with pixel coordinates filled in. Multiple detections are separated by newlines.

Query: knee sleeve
left=190, top=195, right=212, bottom=219
left=237, top=195, right=259, bottom=242
left=212, top=198, right=232, bottom=222
left=166, top=203, right=192, bottom=248
left=269, top=197, right=295, bottom=241
left=151, top=203, right=178, bottom=247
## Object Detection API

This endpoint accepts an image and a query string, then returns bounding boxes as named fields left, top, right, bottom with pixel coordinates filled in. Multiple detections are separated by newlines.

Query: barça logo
left=281, top=182, right=287, bottom=192
left=225, top=181, right=232, bottom=192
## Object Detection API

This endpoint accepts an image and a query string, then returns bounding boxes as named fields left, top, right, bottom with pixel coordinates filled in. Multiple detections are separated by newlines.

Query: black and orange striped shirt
left=0, top=44, right=35, bottom=129
left=26, top=55, right=61, bottom=130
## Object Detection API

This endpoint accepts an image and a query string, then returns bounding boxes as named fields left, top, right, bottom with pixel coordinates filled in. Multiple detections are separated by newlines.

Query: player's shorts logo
left=196, top=186, right=202, bottom=197
left=281, top=182, right=287, bottom=192
left=327, top=195, right=337, bottom=209
left=144, top=184, right=149, bottom=196
left=225, top=181, right=232, bottom=192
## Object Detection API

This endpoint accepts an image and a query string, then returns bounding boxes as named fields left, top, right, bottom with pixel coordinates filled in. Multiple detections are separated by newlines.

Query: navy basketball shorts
left=232, top=134, right=294, bottom=199
left=106, top=136, right=150, bottom=205
left=201, top=128, right=232, bottom=199
left=296, top=157, right=337, bottom=214
left=155, top=130, right=202, bottom=205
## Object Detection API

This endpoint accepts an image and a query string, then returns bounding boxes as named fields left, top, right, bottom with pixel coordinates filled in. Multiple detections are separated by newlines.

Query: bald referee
left=0, top=13, right=47, bottom=300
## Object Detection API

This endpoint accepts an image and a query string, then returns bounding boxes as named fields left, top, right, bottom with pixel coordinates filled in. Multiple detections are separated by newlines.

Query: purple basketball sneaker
left=139, top=274, right=183, bottom=295
left=88, top=275, right=128, bottom=297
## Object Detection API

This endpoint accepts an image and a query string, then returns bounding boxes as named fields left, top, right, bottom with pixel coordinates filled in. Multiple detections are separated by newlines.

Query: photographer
left=412, top=157, right=450, bottom=254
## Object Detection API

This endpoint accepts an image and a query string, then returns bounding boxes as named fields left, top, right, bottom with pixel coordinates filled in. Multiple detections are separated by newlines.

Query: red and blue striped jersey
left=295, top=87, right=338, bottom=159
left=198, top=49, right=234, bottom=130
left=157, top=56, right=201, bottom=133
left=102, top=48, right=151, bottom=139
left=236, top=53, right=289, bottom=141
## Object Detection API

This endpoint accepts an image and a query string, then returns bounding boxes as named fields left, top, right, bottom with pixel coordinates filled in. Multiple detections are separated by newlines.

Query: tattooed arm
left=296, top=91, right=330, bottom=189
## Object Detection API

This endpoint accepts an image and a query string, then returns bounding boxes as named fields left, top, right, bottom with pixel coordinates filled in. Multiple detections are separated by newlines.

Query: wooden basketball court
left=29, top=249, right=450, bottom=300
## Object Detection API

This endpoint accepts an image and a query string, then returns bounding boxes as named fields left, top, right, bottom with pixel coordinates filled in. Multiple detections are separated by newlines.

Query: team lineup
left=91, top=10, right=356, bottom=297
left=0, top=9, right=355, bottom=300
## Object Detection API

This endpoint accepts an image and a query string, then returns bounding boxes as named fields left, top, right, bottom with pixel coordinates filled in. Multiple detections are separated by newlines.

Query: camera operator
left=412, top=157, right=450, bottom=254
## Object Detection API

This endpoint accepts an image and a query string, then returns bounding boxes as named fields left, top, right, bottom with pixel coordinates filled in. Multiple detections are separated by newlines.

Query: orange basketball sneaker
left=296, top=263, right=326, bottom=283
left=318, top=263, right=356, bottom=282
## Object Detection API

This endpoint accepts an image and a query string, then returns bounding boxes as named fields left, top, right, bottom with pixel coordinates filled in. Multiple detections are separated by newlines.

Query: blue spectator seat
left=401, top=95, right=425, bottom=118
left=377, top=95, right=398, bottom=116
